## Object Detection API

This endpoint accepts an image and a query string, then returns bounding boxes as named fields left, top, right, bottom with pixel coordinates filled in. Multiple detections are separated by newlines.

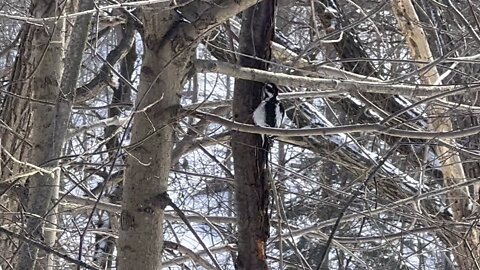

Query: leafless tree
left=0, top=0, right=480, bottom=269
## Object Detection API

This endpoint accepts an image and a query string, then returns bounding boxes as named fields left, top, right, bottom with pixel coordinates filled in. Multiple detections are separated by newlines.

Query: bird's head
left=262, top=83, right=279, bottom=100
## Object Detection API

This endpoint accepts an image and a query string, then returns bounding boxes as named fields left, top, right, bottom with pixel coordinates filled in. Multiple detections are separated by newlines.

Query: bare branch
left=163, top=241, right=217, bottom=270
left=188, top=110, right=480, bottom=139
left=194, top=59, right=480, bottom=97
left=0, top=226, right=99, bottom=270
left=0, top=0, right=170, bottom=23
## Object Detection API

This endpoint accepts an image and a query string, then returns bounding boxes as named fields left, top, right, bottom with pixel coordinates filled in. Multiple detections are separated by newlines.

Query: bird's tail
left=261, top=135, right=273, bottom=168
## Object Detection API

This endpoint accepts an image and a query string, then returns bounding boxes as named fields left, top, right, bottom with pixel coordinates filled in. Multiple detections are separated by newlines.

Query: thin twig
left=189, top=110, right=480, bottom=139
left=158, top=192, right=223, bottom=270
left=0, top=226, right=99, bottom=270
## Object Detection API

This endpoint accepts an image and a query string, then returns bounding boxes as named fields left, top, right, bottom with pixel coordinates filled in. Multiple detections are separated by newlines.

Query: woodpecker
left=253, top=83, right=286, bottom=149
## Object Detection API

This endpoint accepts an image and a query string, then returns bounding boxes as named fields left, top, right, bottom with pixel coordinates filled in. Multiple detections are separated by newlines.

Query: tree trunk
left=15, top=0, right=93, bottom=268
left=0, top=23, right=34, bottom=269
left=14, top=1, right=65, bottom=268
left=232, top=1, right=276, bottom=269
left=391, top=0, right=480, bottom=268
left=116, top=6, right=185, bottom=270
left=116, top=1, right=260, bottom=269
left=93, top=20, right=137, bottom=270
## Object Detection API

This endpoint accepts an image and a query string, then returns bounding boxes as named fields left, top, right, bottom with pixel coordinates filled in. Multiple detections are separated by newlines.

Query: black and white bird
left=253, top=83, right=286, bottom=148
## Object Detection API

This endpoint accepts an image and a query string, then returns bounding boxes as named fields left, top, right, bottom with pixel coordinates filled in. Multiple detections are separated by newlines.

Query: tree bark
left=391, top=0, right=480, bottom=268
left=15, top=0, right=94, bottom=268
left=232, top=1, right=276, bottom=269
left=117, top=1, right=259, bottom=269
left=14, top=1, right=65, bottom=268
left=116, top=6, right=183, bottom=270
left=0, top=23, right=34, bottom=269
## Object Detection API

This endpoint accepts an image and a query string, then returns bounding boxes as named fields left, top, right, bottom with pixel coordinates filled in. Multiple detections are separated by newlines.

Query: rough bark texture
left=0, top=25, right=33, bottom=182
left=232, top=1, right=275, bottom=269
left=391, top=0, right=480, bottom=268
left=117, top=7, right=183, bottom=270
left=14, top=1, right=65, bottom=268
left=0, top=23, right=34, bottom=269
left=15, top=0, right=94, bottom=268
left=116, top=1, right=259, bottom=268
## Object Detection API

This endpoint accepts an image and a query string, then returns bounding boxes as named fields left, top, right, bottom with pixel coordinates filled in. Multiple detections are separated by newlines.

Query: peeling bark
left=391, top=0, right=480, bottom=268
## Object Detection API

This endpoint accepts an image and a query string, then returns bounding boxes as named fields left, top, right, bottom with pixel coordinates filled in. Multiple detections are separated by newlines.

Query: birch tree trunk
left=391, top=0, right=480, bottom=268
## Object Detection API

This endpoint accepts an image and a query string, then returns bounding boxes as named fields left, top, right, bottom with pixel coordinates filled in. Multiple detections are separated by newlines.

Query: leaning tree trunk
left=232, top=1, right=276, bottom=269
left=391, top=0, right=480, bottom=268
left=116, top=1, right=258, bottom=269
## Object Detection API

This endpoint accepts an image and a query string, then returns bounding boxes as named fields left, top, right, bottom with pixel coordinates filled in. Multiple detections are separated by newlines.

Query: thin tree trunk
left=94, top=20, right=136, bottom=270
left=232, top=1, right=276, bottom=269
left=15, top=0, right=94, bottom=269
left=391, top=0, right=480, bottom=268
left=0, top=23, right=34, bottom=269
left=14, top=1, right=65, bottom=268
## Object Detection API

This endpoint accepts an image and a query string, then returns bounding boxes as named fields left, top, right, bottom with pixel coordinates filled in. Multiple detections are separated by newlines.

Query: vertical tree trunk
left=391, top=0, right=479, bottom=268
left=115, top=1, right=259, bottom=269
left=117, top=6, right=187, bottom=270
left=232, top=1, right=276, bottom=269
left=16, top=0, right=94, bottom=269
left=0, top=23, right=34, bottom=269
left=14, top=1, right=65, bottom=268
left=0, top=26, right=33, bottom=182
left=44, top=2, right=93, bottom=269
left=93, top=21, right=136, bottom=270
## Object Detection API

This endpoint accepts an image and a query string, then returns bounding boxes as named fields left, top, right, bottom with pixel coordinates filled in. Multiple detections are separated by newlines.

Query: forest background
left=1, top=0, right=480, bottom=269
